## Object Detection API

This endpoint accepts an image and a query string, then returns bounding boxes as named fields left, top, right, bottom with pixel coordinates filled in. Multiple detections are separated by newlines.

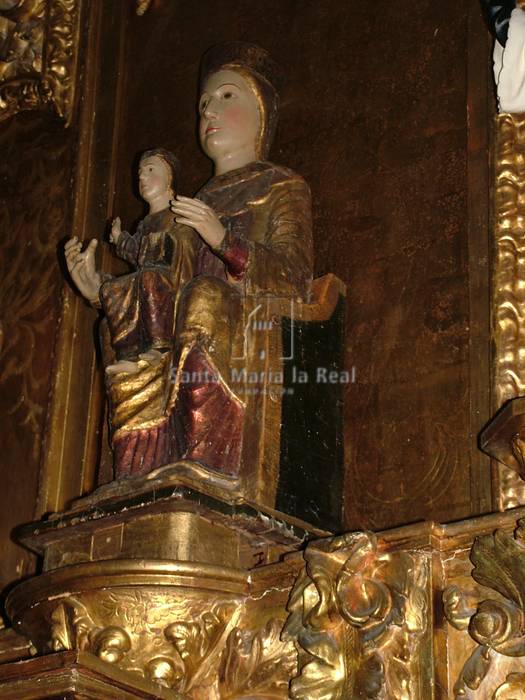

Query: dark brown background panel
left=111, top=0, right=491, bottom=530
left=0, top=112, right=76, bottom=593
left=343, top=1, right=492, bottom=530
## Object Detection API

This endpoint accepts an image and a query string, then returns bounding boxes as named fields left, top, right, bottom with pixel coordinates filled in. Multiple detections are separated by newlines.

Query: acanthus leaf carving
left=164, top=603, right=240, bottom=695
left=49, top=596, right=96, bottom=652
left=470, top=527, right=525, bottom=611
left=49, top=597, right=131, bottom=667
left=444, top=519, right=525, bottom=698
left=282, top=532, right=428, bottom=700
left=219, top=618, right=296, bottom=699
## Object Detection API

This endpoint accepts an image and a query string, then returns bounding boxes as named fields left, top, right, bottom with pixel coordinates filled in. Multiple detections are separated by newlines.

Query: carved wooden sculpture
left=62, top=41, right=345, bottom=528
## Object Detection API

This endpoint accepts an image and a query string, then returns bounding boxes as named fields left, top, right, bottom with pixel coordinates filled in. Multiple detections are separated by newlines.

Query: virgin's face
left=199, top=69, right=261, bottom=162
left=138, top=155, right=171, bottom=202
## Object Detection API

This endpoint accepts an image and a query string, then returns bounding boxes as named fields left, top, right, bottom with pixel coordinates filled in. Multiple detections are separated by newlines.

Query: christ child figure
left=65, top=148, right=196, bottom=375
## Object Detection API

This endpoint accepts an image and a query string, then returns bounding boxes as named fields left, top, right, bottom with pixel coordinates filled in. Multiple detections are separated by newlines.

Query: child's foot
left=138, top=349, right=163, bottom=367
left=105, top=359, right=141, bottom=376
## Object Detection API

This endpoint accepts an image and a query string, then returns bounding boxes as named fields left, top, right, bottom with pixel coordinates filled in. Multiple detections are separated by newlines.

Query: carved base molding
left=6, top=481, right=525, bottom=697
left=0, top=650, right=187, bottom=699
left=5, top=483, right=306, bottom=699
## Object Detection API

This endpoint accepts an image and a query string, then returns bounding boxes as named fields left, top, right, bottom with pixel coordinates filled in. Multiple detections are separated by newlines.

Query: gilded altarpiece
left=2, top=1, right=523, bottom=699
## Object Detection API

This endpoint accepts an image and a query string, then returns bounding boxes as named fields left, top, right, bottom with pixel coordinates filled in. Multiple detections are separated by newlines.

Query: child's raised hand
left=110, top=217, right=122, bottom=244
left=64, top=237, right=101, bottom=304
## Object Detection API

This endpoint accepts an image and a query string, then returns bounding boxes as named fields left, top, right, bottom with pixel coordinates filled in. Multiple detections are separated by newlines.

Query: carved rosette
left=493, top=113, right=525, bottom=508
left=0, top=0, right=82, bottom=125
left=444, top=519, right=525, bottom=698
left=282, top=532, right=429, bottom=700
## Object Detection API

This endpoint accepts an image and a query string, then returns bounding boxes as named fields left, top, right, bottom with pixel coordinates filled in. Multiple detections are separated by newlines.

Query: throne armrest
left=266, top=273, right=346, bottom=322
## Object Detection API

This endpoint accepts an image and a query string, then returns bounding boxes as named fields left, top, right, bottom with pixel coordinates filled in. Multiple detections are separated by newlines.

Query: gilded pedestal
left=7, top=476, right=525, bottom=697
left=4, top=475, right=309, bottom=698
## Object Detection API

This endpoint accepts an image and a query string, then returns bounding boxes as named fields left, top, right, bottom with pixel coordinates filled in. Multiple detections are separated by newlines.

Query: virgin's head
left=198, top=42, right=283, bottom=173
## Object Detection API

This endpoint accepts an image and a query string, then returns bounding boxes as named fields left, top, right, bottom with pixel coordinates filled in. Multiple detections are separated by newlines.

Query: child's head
left=139, top=148, right=181, bottom=199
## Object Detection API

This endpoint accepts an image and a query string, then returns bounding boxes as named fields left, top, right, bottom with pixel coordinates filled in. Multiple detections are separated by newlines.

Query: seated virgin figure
left=65, top=42, right=345, bottom=529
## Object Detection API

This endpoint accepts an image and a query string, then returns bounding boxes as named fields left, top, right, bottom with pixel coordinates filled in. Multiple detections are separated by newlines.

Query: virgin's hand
left=64, top=237, right=102, bottom=304
left=110, top=216, right=122, bottom=244
left=170, top=195, right=225, bottom=249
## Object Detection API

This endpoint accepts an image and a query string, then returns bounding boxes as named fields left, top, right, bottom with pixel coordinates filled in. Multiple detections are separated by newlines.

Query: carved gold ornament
left=282, top=531, right=428, bottom=700
left=493, top=113, right=525, bottom=508
left=164, top=605, right=239, bottom=694
left=494, top=673, right=525, bottom=699
left=6, top=554, right=300, bottom=699
left=0, top=0, right=82, bottom=125
left=444, top=519, right=525, bottom=698
left=219, top=619, right=296, bottom=699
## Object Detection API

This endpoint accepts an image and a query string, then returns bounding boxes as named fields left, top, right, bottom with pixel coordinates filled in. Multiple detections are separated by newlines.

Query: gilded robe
left=110, top=161, right=313, bottom=479
left=100, top=208, right=196, bottom=360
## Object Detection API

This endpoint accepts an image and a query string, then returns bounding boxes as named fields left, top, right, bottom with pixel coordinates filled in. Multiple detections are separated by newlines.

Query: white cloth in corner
left=494, top=7, right=525, bottom=112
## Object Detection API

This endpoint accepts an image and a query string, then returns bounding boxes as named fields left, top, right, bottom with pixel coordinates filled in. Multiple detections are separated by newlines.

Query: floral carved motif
left=164, top=604, right=238, bottom=694
left=163, top=608, right=296, bottom=698
left=282, top=531, right=429, bottom=700
left=0, top=0, right=82, bottom=124
left=44, top=592, right=295, bottom=699
left=219, top=618, right=296, bottom=699
left=444, top=519, right=525, bottom=698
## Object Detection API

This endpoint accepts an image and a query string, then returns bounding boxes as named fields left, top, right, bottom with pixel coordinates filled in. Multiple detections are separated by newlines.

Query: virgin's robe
left=110, top=161, right=313, bottom=479
left=170, top=161, right=314, bottom=474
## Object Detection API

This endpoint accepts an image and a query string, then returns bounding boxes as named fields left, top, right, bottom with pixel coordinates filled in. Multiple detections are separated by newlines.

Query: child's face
left=138, top=155, right=171, bottom=203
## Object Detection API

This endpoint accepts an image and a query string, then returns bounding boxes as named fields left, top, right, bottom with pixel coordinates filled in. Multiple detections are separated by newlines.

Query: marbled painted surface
left=0, top=112, right=76, bottom=591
